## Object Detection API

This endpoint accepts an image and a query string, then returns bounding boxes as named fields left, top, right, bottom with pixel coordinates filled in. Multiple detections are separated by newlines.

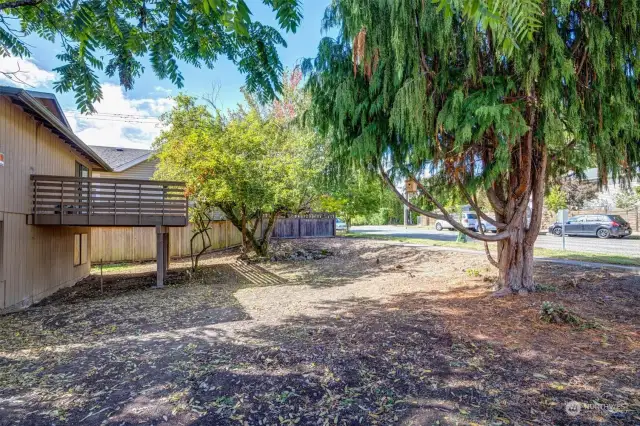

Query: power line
left=65, top=111, right=163, bottom=120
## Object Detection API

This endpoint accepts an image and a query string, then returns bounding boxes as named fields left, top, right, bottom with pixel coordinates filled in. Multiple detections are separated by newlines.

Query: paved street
left=350, top=225, right=640, bottom=256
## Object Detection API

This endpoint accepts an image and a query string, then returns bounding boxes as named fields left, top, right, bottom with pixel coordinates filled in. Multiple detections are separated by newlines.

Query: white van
left=435, top=212, right=479, bottom=232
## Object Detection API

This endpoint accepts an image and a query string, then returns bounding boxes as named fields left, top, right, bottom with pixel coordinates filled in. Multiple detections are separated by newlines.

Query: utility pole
left=403, top=188, right=408, bottom=227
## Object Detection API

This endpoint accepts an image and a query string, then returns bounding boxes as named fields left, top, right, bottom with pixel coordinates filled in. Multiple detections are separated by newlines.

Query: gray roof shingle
left=89, top=146, right=153, bottom=172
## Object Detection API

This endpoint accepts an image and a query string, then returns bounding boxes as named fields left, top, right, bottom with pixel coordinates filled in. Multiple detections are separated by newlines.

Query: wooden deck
left=30, top=175, right=188, bottom=227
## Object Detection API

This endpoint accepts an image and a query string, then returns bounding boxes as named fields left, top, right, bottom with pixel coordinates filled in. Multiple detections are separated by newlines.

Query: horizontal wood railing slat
left=31, top=175, right=188, bottom=227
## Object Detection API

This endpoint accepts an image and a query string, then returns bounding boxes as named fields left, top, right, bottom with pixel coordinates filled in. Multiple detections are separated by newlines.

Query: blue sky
left=0, top=0, right=331, bottom=148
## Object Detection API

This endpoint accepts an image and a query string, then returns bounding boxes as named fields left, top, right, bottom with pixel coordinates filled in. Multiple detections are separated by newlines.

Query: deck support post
left=155, top=225, right=169, bottom=288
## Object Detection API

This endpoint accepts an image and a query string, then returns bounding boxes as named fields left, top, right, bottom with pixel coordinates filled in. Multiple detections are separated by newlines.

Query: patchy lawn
left=0, top=240, right=638, bottom=425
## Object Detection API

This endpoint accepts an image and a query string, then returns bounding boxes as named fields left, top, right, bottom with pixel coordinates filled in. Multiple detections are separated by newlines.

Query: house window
left=74, top=233, right=88, bottom=266
left=75, top=162, right=89, bottom=178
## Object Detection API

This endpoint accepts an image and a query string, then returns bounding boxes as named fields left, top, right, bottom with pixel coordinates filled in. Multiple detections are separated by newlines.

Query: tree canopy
left=315, top=169, right=382, bottom=230
left=0, top=0, right=301, bottom=112
left=304, top=0, right=640, bottom=293
left=154, top=71, right=323, bottom=256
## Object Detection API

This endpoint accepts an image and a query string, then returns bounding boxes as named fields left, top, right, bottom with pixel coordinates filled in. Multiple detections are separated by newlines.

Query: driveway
left=350, top=225, right=640, bottom=256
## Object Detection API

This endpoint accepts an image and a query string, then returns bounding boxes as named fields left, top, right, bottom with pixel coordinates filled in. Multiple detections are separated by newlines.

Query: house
left=86, top=146, right=234, bottom=263
left=0, top=87, right=187, bottom=313
left=580, top=168, right=640, bottom=210
left=90, top=146, right=157, bottom=180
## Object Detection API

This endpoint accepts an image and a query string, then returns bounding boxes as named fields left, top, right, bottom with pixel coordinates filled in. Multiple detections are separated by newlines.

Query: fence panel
left=299, top=217, right=335, bottom=238
left=91, top=220, right=242, bottom=262
left=92, top=214, right=335, bottom=263
left=269, top=213, right=336, bottom=239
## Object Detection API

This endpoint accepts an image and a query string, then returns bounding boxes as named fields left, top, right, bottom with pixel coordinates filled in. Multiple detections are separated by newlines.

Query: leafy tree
left=544, top=186, right=568, bottom=214
left=154, top=89, right=319, bottom=257
left=304, top=0, right=640, bottom=294
left=0, top=0, right=301, bottom=112
left=316, top=170, right=381, bottom=231
left=615, top=190, right=639, bottom=211
left=559, top=178, right=598, bottom=211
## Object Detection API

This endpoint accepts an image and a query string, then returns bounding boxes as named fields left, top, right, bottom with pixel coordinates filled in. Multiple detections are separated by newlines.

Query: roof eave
left=0, top=87, right=112, bottom=172
left=112, top=152, right=155, bottom=172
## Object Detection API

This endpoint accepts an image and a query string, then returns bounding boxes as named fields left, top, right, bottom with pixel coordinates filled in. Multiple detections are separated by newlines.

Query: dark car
left=548, top=214, right=632, bottom=239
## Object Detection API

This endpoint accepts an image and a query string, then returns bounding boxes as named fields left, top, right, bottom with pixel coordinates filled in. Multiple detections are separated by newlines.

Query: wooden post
left=164, top=230, right=170, bottom=274
left=156, top=225, right=166, bottom=288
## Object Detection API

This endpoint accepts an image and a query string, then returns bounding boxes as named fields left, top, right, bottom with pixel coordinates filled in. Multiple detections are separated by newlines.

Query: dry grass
left=0, top=239, right=638, bottom=425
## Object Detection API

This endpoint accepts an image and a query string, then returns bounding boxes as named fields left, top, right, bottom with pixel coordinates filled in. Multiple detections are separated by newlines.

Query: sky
left=0, top=1, right=331, bottom=149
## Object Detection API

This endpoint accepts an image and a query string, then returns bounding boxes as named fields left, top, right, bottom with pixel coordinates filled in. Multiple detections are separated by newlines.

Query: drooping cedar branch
left=305, top=0, right=640, bottom=291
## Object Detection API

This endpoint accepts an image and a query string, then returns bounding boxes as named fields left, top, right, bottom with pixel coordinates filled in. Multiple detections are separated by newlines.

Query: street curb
left=352, top=239, right=640, bottom=274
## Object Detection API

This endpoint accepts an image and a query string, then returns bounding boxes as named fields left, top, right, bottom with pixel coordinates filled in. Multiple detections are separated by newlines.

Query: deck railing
left=31, top=175, right=188, bottom=227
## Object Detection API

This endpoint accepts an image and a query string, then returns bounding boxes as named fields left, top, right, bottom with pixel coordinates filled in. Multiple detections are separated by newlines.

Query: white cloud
left=65, top=83, right=175, bottom=149
left=153, top=86, right=173, bottom=95
left=0, top=55, right=56, bottom=88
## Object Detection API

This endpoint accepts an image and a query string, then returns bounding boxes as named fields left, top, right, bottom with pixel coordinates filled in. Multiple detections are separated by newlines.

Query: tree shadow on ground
left=1, top=269, right=637, bottom=425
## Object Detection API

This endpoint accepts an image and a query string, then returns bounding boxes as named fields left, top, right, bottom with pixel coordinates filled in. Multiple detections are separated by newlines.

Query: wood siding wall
left=91, top=221, right=243, bottom=262
left=93, top=159, right=158, bottom=181
left=0, top=96, right=92, bottom=313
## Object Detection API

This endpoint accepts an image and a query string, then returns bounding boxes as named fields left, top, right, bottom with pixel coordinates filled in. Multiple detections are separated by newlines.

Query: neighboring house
left=90, top=146, right=157, bottom=180
left=90, top=146, right=226, bottom=220
left=0, top=87, right=187, bottom=313
left=580, top=168, right=640, bottom=210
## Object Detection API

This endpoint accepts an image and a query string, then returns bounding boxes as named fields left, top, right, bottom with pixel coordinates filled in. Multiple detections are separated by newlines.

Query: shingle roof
left=89, top=146, right=153, bottom=172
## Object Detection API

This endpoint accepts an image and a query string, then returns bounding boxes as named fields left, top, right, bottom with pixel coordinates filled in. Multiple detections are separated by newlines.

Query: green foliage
left=545, top=185, right=568, bottom=214
left=1, top=0, right=302, bottom=112
left=559, top=178, right=598, bottom=211
left=155, top=71, right=322, bottom=255
left=465, top=268, right=481, bottom=277
left=540, top=301, right=600, bottom=329
left=306, top=0, right=640, bottom=200
left=316, top=170, right=382, bottom=230
left=432, top=0, right=542, bottom=56
left=615, top=190, right=639, bottom=210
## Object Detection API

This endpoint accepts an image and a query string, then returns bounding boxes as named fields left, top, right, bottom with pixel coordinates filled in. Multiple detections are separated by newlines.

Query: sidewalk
left=369, top=240, right=640, bottom=274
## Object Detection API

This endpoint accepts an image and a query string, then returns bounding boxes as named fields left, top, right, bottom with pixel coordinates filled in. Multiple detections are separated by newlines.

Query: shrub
left=540, top=302, right=600, bottom=329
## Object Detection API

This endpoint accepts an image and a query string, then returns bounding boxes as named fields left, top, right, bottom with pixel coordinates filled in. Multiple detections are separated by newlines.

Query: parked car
left=335, top=218, right=347, bottom=231
left=478, top=219, right=497, bottom=233
left=548, top=214, right=632, bottom=239
left=435, top=212, right=479, bottom=231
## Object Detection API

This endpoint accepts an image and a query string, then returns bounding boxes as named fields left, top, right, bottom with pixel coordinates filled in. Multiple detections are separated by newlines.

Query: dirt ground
left=0, top=238, right=638, bottom=425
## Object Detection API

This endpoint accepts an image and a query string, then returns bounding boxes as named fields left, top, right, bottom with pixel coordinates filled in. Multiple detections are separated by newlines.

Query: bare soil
left=0, top=239, right=638, bottom=425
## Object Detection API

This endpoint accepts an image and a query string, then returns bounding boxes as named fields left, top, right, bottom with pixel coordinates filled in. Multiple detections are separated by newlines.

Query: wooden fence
left=91, top=221, right=242, bottom=263
left=268, top=213, right=336, bottom=239
left=91, top=213, right=336, bottom=263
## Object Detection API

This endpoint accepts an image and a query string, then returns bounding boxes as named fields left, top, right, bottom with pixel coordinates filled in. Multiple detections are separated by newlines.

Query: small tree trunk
left=241, top=206, right=248, bottom=254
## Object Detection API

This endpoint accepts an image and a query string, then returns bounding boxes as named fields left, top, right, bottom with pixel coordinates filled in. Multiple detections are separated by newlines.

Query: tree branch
left=513, top=98, right=535, bottom=199
left=0, top=0, right=43, bottom=10
left=377, top=162, right=510, bottom=242
left=525, top=143, right=548, bottom=245
left=455, top=177, right=507, bottom=228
